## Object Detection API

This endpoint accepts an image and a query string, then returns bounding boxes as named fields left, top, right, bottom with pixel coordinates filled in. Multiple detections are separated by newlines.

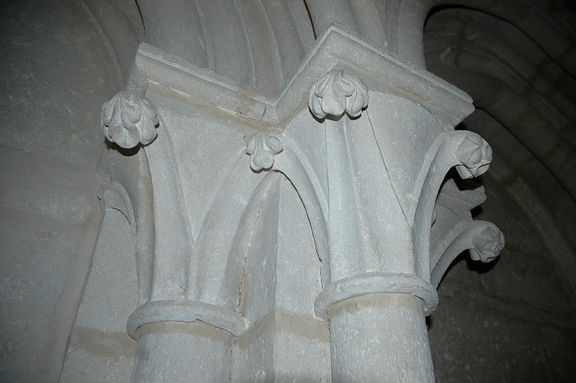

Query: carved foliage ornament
left=309, top=70, right=368, bottom=119
left=101, top=91, right=159, bottom=149
left=455, top=132, right=493, bottom=179
left=246, top=131, right=284, bottom=172
left=470, top=225, right=505, bottom=263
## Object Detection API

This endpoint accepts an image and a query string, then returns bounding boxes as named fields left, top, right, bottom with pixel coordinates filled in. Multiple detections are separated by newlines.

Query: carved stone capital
left=246, top=131, right=284, bottom=172
left=455, top=132, right=493, bottom=179
left=101, top=90, right=159, bottom=149
left=470, top=225, right=505, bottom=262
left=309, top=70, right=368, bottom=119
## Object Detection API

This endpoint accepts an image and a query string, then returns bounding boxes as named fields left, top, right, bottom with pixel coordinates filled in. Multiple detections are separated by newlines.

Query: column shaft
left=131, top=322, right=232, bottom=383
left=329, top=293, right=435, bottom=382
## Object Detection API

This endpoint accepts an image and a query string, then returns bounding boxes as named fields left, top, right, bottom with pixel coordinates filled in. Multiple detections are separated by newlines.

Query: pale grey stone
left=2, top=1, right=576, bottom=382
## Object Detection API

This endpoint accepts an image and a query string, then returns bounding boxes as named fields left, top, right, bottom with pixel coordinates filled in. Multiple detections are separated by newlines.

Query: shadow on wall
left=0, top=0, right=131, bottom=382
left=425, top=3, right=576, bottom=381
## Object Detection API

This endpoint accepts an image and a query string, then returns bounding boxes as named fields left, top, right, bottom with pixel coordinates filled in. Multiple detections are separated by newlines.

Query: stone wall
left=430, top=173, right=576, bottom=382
left=0, top=1, right=122, bottom=381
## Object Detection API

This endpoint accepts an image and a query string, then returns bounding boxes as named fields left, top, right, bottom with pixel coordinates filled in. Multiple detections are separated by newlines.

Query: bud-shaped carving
left=430, top=219, right=504, bottom=288
left=455, top=132, right=493, bottom=179
left=470, top=225, right=505, bottom=262
left=309, top=70, right=368, bottom=119
left=246, top=131, right=284, bottom=172
left=101, top=91, right=159, bottom=149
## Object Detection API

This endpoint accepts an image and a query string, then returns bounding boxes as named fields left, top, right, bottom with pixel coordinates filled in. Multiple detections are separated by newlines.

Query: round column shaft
left=131, top=321, right=232, bottom=383
left=328, top=293, right=435, bottom=383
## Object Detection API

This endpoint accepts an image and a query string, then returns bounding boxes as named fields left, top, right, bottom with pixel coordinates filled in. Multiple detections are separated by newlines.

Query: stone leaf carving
left=309, top=70, right=368, bottom=119
left=470, top=225, right=505, bottom=262
left=246, top=131, right=283, bottom=172
left=455, top=132, right=493, bottom=179
left=430, top=220, right=504, bottom=288
left=101, top=91, right=159, bottom=149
